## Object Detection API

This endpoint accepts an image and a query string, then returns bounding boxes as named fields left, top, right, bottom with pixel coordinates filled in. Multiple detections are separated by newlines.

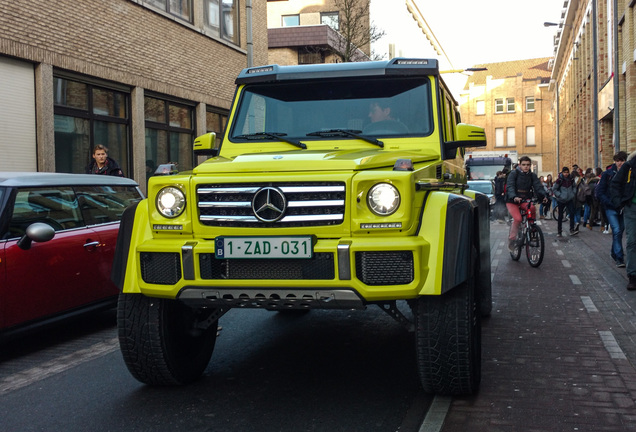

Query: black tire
left=510, top=239, right=522, bottom=261
left=526, top=224, right=545, bottom=267
left=553, top=206, right=569, bottom=222
left=118, top=293, right=218, bottom=385
left=413, top=254, right=481, bottom=396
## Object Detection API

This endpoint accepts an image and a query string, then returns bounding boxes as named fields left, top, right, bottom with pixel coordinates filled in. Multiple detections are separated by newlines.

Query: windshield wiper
left=306, top=129, right=384, bottom=148
left=234, top=132, right=306, bottom=149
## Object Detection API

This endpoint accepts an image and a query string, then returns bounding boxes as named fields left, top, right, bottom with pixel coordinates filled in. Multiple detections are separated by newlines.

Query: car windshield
left=230, top=77, right=433, bottom=142
left=467, top=182, right=494, bottom=194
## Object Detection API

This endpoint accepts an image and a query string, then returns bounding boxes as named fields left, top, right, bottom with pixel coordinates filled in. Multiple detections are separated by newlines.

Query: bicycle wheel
left=509, top=238, right=522, bottom=261
left=552, top=206, right=569, bottom=222
left=526, top=224, right=545, bottom=267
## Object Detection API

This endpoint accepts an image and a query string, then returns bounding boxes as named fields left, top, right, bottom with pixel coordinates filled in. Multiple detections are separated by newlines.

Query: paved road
left=441, top=217, right=636, bottom=431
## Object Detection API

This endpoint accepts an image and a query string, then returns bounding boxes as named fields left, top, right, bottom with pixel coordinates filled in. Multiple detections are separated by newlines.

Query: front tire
left=118, top=293, right=218, bottom=385
left=526, top=224, right=545, bottom=267
left=413, top=255, right=481, bottom=395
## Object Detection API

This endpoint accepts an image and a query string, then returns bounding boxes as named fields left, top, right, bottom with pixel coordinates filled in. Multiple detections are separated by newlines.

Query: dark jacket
left=85, top=157, right=124, bottom=177
left=596, top=163, right=619, bottom=210
left=610, top=152, right=636, bottom=209
left=505, top=167, right=546, bottom=203
left=553, top=173, right=575, bottom=203
left=494, top=176, right=506, bottom=197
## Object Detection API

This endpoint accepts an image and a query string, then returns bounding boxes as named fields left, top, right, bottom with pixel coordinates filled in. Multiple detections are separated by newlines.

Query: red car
left=0, top=172, right=142, bottom=339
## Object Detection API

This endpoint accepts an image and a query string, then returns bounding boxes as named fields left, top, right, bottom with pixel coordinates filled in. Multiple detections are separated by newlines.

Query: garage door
left=0, top=57, right=36, bottom=171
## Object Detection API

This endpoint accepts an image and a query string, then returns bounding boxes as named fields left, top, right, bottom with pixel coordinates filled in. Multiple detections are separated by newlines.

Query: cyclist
left=505, top=156, right=549, bottom=252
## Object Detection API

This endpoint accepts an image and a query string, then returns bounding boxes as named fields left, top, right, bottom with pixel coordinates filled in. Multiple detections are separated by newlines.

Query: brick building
left=0, top=0, right=268, bottom=192
left=549, top=0, right=636, bottom=172
left=459, top=58, right=556, bottom=176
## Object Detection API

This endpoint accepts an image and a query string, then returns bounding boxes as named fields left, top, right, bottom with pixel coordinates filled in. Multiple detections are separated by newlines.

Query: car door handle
left=83, top=240, right=101, bottom=249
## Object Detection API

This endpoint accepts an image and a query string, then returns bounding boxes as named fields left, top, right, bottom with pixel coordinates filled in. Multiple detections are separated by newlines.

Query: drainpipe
left=592, top=0, right=599, bottom=167
left=246, top=0, right=253, bottom=67
left=613, top=0, right=619, bottom=152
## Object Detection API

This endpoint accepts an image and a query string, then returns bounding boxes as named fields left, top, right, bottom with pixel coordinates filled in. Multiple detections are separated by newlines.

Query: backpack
left=576, top=180, right=589, bottom=203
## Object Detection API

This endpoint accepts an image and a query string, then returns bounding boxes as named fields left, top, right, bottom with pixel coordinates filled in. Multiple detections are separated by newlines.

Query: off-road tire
left=413, top=254, right=481, bottom=396
left=118, top=293, right=217, bottom=385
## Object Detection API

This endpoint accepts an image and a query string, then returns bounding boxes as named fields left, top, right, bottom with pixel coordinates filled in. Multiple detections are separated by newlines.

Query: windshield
left=467, top=165, right=502, bottom=180
left=467, top=182, right=494, bottom=194
left=230, top=77, right=433, bottom=142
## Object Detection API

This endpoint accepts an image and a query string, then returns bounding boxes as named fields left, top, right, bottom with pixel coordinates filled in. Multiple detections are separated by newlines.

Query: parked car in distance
left=0, top=172, right=143, bottom=340
left=467, top=180, right=496, bottom=216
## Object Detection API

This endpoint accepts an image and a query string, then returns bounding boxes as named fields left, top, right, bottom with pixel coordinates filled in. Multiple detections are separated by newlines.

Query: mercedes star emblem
left=252, top=187, right=287, bottom=222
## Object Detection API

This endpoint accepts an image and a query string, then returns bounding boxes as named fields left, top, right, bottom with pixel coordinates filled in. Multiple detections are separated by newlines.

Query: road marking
left=599, top=331, right=627, bottom=360
left=556, top=249, right=564, bottom=256
left=0, top=338, right=119, bottom=394
left=419, top=395, right=452, bottom=432
left=569, top=275, right=581, bottom=285
left=580, top=296, right=598, bottom=312
left=561, top=260, right=571, bottom=268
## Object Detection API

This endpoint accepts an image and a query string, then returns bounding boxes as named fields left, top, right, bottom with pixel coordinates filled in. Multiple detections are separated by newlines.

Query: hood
left=193, top=149, right=440, bottom=174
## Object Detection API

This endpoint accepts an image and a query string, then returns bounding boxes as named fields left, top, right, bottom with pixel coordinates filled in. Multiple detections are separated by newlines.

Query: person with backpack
left=505, top=156, right=548, bottom=252
left=581, top=168, right=597, bottom=230
left=596, top=151, right=628, bottom=267
left=610, top=151, right=636, bottom=290
left=553, top=166, right=577, bottom=237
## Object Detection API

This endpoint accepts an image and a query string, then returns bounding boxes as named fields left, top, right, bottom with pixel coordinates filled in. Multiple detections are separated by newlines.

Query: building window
left=146, top=0, right=193, bottom=22
left=54, top=77, right=130, bottom=176
left=495, top=99, right=504, bottom=113
left=526, top=126, right=535, bottom=146
left=506, top=98, right=515, bottom=112
left=204, top=0, right=239, bottom=45
left=526, top=97, right=535, bottom=111
left=144, top=96, right=195, bottom=172
left=282, top=14, right=300, bottom=26
left=321, top=12, right=339, bottom=30
left=298, top=47, right=325, bottom=64
left=495, top=128, right=504, bottom=147
left=206, top=108, right=228, bottom=149
left=507, top=127, right=515, bottom=146
left=476, top=100, right=485, bottom=115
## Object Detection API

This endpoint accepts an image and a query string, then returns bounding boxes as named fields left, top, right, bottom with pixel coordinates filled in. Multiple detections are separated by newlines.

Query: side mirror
left=445, top=124, right=487, bottom=153
left=193, top=132, right=219, bottom=157
left=17, top=222, right=56, bottom=250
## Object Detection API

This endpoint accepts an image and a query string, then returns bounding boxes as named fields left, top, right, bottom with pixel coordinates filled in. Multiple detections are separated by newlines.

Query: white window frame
left=506, top=98, right=515, bottom=113
left=525, top=97, right=535, bottom=111
left=507, top=127, right=516, bottom=146
left=495, top=99, right=504, bottom=113
left=476, top=100, right=485, bottom=115
left=495, top=128, right=504, bottom=147
left=526, top=126, right=536, bottom=146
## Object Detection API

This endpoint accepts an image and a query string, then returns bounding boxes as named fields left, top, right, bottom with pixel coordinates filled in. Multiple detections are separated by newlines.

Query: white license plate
left=215, top=236, right=313, bottom=259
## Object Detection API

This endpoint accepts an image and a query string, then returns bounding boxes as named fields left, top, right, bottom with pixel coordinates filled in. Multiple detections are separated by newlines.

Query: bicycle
left=552, top=205, right=568, bottom=222
left=510, top=199, right=545, bottom=267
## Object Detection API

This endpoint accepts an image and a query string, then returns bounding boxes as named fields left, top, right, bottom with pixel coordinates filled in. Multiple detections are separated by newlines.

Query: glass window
left=507, top=127, right=515, bottom=146
left=299, top=48, right=325, bottom=64
left=495, top=99, right=504, bottom=113
left=526, top=126, right=535, bottom=146
left=8, top=187, right=82, bottom=237
left=145, top=0, right=192, bottom=22
left=206, top=109, right=228, bottom=148
left=145, top=97, right=195, bottom=172
left=54, top=77, right=130, bottom=176
left=230, top=77, right=433, bottom=140
left=76, top=186, right=143, bottom=225
left=476, top=100, right=485, bottom=115
left=282, top=15, right=300, bottom=26
left=506, top=98, right=515, bottom=112
left=204, top=0, right=239, bottom=45
left=526, top=96, right=535, bottom=111
left=54, top=78, right=88, bottom=110
left=495, top=128, right=504, bottom=147
left=321, top=12, right=339, bottom=30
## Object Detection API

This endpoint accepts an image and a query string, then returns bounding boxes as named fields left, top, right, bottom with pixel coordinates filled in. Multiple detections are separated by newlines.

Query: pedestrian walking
left=553, top=166, right=576, bottom=237
left=86, top=144, right=124, bottom=177
left=582, top=168, right=599, bottom=230
left=494, top=169, right=508, bottom=222
left=610, top=151, right=636, bottom=290
left=596, top=151, right=628, bottom=267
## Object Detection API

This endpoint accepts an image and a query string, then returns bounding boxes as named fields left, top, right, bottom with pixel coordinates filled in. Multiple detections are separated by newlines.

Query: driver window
left=8, top=188, right=82, bottom=238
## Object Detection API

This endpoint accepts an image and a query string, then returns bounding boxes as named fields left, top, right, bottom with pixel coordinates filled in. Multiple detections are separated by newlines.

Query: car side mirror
left=17, top=222, right=56, bottom=250
left=193, top=132, right=219, bottom=157
left=444, top=124, right=487, bottom=156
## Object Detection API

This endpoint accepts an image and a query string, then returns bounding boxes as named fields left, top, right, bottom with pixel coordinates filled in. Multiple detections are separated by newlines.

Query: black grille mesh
left=199, top=253, right=335, bottom=280
left=355, top=251, right=414, bottom=286
left=140, top=252, right=182, bottom=285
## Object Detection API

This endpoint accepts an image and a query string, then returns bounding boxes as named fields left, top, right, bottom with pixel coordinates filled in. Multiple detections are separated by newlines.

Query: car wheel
left=118, top=293, right=217, bottom=385
left=413, top=250, right=481, bottom=396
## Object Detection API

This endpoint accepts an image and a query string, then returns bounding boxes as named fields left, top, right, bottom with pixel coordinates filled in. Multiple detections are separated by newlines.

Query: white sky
left=414, top=0, right=566, bottom=68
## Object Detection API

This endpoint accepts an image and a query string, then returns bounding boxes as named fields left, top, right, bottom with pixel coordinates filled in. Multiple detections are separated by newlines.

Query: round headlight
left=367, top=183, right=400, bottom=216
left=156, top=187, right=186, bottom=218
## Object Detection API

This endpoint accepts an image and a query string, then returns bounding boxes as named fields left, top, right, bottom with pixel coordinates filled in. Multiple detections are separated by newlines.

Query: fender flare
left=111, top=201, right=139, bottom=291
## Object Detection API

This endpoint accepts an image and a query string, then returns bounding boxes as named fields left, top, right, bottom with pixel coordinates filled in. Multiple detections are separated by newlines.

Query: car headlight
left=156, top=187, right=186, bottom=218
left=367, top=183, right=400, bottom=216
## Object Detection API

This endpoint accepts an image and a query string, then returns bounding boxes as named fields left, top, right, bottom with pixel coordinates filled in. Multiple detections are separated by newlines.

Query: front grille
left=199, top=253, right=335, bottom=280
left=197, top=182, right=345, bottom=228
left=140, top=252, right=182, bottom=285
left=355, top=251, right=414, bottom=286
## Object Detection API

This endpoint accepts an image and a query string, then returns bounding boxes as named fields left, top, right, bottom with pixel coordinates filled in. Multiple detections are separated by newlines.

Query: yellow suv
left=113, top=58, right=491, bottom=396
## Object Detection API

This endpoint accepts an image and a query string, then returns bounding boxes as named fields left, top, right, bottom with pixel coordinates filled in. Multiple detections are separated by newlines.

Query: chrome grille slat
left=197, top=182, right=346, bottom=228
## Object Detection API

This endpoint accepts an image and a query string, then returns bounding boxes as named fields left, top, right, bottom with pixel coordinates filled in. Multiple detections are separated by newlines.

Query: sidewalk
left=441, top=217, right=636, bottom=431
